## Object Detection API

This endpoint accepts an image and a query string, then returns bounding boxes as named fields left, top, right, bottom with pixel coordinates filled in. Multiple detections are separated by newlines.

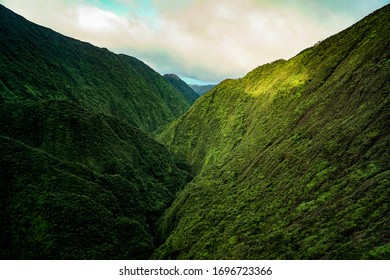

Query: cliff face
left=154, top=5, right=390, bottom=259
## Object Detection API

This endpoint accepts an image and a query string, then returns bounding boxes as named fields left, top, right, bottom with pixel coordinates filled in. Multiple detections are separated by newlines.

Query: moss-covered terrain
left=0, top=4, right=192, bottom=259
left=0, top=3, right=389, bottom=260
left=154, top=5, right=390, bottom=259
left=0, top=100, right=191, bottom=259
left=0, top=5, right=190, bottom=133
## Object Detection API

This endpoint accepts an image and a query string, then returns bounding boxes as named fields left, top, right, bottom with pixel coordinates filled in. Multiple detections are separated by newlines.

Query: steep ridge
left=0, top=4, right=189, bottom=132
left=163, top=74, right=199, bottom=105
left=0, top=4, right=193, bottom=259
left=154, top=6, right=390, bottom=259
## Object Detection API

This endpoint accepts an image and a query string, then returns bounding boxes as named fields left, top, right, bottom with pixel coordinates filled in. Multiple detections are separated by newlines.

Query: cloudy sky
left=1, top=0, right=388, bottom=84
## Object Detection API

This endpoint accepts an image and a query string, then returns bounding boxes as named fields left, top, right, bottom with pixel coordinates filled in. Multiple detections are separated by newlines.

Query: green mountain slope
left=154, top=5, right=390, bottom=259
left=163, top=74, right=199, bottom=104
left=0, top=100, right=191, bottom=259
left=0, top=4, right=192, bottom=259
left=0, top=4, right=189, bottom=132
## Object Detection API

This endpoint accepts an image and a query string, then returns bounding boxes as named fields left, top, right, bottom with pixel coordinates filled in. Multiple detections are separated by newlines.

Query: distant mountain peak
left=189, top=84, right=216, bottom=96
left=163, top=73, right=199, bottom=105
left=163, top=73, right=180, bottom=80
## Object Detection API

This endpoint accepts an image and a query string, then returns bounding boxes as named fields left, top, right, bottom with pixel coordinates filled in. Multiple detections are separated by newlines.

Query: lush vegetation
left=0, top=4, right=192, bottom=259
left=163, top=74, right=199, bottom=105
left=1, top=3, right=389, bottom=260
left=0, top=100, right=192, bottom=259
left=0, top=5, right=190, bottom=132
left=154, top=5, right=390, bottom=259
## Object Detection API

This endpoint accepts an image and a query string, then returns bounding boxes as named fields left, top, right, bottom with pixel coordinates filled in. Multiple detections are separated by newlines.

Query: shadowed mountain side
left=163, top=74, right=199, bottom=105
left=0, top=4, right=189, bottom=132
left=154, top=5, right=390, bottom=259
left=0, top=100, right=192, bottom=259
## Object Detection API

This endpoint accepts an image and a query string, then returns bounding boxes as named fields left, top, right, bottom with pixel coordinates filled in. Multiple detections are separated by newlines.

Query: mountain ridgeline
left=0, top=4, right=389, bottom=260
left=163, top=74, right=199, bottom=104
left=190, top=84, right=216, bottom=96
left=0, top=4, right=192, bottom=259
left=0, top=5, right=191, bottom=133
left=154, top=5, right=390, bottom=259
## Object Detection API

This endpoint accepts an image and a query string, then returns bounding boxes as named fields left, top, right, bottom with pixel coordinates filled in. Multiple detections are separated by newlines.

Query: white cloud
left=1, top=0, right=385, bottom=83
left=76, top=6, right=124, bottom=33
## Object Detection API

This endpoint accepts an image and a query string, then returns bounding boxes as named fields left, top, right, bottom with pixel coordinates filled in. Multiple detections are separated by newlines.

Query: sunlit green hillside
left=154, top=5, right=390, bottom=259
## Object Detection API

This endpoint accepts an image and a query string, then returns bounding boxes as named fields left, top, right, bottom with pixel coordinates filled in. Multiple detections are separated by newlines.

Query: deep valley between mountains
left=0, top=4, right=389, bottom=259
